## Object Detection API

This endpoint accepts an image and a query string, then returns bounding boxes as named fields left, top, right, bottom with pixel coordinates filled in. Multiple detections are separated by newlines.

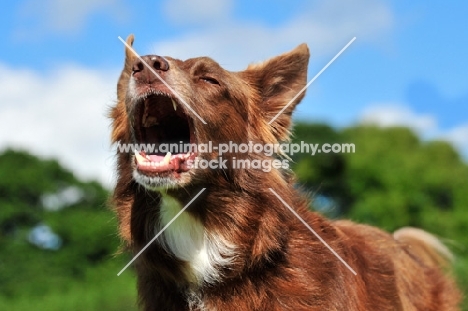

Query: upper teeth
left=134, top=150, right=148, bottom=163
left=172, top=99, right=177, bottom=111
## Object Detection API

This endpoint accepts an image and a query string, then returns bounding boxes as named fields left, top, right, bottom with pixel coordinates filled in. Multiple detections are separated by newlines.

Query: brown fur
left=110, top=35, right=462, bottom=310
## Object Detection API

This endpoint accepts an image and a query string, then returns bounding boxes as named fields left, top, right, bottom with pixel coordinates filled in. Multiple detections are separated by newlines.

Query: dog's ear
left=117, top=34, right=136, bottom=102
left=246, top=44, right=309, bottom=142
left=112, top=34, right=135, bottom=144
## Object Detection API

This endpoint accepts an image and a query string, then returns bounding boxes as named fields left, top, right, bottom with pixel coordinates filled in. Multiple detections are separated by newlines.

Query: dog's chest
left=158, top=195, right=234, bottom=284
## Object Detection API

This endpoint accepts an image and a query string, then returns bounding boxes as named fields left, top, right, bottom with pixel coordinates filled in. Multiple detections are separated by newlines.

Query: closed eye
left=200, top=77, right=220, bottom=85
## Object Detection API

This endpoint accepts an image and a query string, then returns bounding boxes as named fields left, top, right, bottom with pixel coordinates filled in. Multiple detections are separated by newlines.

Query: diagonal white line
left=118, top=36, right=207, bottom=125
left=268, top=37, right=356, bottom=125
left=269, top=188, right=357, bottom=275
left=117, top=188, right=206, bottom=276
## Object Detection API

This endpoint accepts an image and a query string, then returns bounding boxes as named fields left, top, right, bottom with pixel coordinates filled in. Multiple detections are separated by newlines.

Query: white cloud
left=359, top=104, right=437, bottom=134
left=0, top=63, right=118, bottom=186
left=150, top=0, right=394, bottom=70
left=444, top=125, right=468, bottom=147
left=16, top=0, right=128, bottom=36
left=442, top=124, right=468, bottom=158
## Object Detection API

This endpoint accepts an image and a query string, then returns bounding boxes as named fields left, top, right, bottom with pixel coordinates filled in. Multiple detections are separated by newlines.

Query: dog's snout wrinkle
left=132, top=55, right=170, bottom=84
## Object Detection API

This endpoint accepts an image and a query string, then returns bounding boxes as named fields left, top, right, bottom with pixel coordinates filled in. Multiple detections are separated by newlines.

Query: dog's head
left=111, top=35, right=309, bottom=190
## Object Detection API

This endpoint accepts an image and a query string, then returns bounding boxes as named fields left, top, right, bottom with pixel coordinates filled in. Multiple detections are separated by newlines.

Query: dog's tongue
left=147, top=154, right=168, bottom=163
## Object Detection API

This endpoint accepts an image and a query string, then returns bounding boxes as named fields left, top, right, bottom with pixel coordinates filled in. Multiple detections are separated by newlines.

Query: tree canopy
left=0, top=149, right=136, bottom=310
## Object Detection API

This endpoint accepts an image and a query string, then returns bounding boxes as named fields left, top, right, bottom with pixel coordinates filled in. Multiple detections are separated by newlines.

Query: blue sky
left=1, top=0, right=467, bottom=185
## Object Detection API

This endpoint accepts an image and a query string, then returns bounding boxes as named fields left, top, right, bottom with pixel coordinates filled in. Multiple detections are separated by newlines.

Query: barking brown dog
left=110, top=34, right=461, bottom=310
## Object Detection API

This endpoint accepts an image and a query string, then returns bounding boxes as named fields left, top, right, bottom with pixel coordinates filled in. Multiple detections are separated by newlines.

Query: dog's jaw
left=132, top=169, right=188, bottom=190
left=127, top=83, right=199, bottom=190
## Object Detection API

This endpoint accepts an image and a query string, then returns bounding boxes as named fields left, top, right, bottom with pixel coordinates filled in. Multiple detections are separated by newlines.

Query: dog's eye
left=200, top=77, right=220, bottom=85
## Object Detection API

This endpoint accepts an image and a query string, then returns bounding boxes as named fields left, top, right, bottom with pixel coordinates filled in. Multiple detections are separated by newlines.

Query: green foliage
left=0, top=261, right=137, bottom=311
left=291, top=123, right=345, bottom=185
left=0, top=149, right=136, bottom=310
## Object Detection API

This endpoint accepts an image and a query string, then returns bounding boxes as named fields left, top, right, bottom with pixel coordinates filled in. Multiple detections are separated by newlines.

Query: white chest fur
left=158, top=194, right=235, bottom=284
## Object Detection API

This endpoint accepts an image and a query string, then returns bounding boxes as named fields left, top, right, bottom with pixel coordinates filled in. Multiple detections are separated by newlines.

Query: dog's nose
left=132, top=55, right=170, bottom=74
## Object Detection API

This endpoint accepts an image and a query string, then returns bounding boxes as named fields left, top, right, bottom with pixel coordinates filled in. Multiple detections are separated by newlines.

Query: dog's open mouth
left=132, top=92, right=197, bottom=176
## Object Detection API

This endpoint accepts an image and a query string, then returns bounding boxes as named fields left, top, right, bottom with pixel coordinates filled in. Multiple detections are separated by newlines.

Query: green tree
left=0, top=149, right=137, bottom=310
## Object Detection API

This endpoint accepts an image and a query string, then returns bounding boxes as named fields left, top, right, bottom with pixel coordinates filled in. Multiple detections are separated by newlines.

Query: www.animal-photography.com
left=1, top=1, right=467, bottom=310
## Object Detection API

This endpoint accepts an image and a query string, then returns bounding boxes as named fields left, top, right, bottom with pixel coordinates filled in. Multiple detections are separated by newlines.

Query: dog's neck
left=156, top=190, right=236, bottom=285
left=130, top=171, right=299, bottom=287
